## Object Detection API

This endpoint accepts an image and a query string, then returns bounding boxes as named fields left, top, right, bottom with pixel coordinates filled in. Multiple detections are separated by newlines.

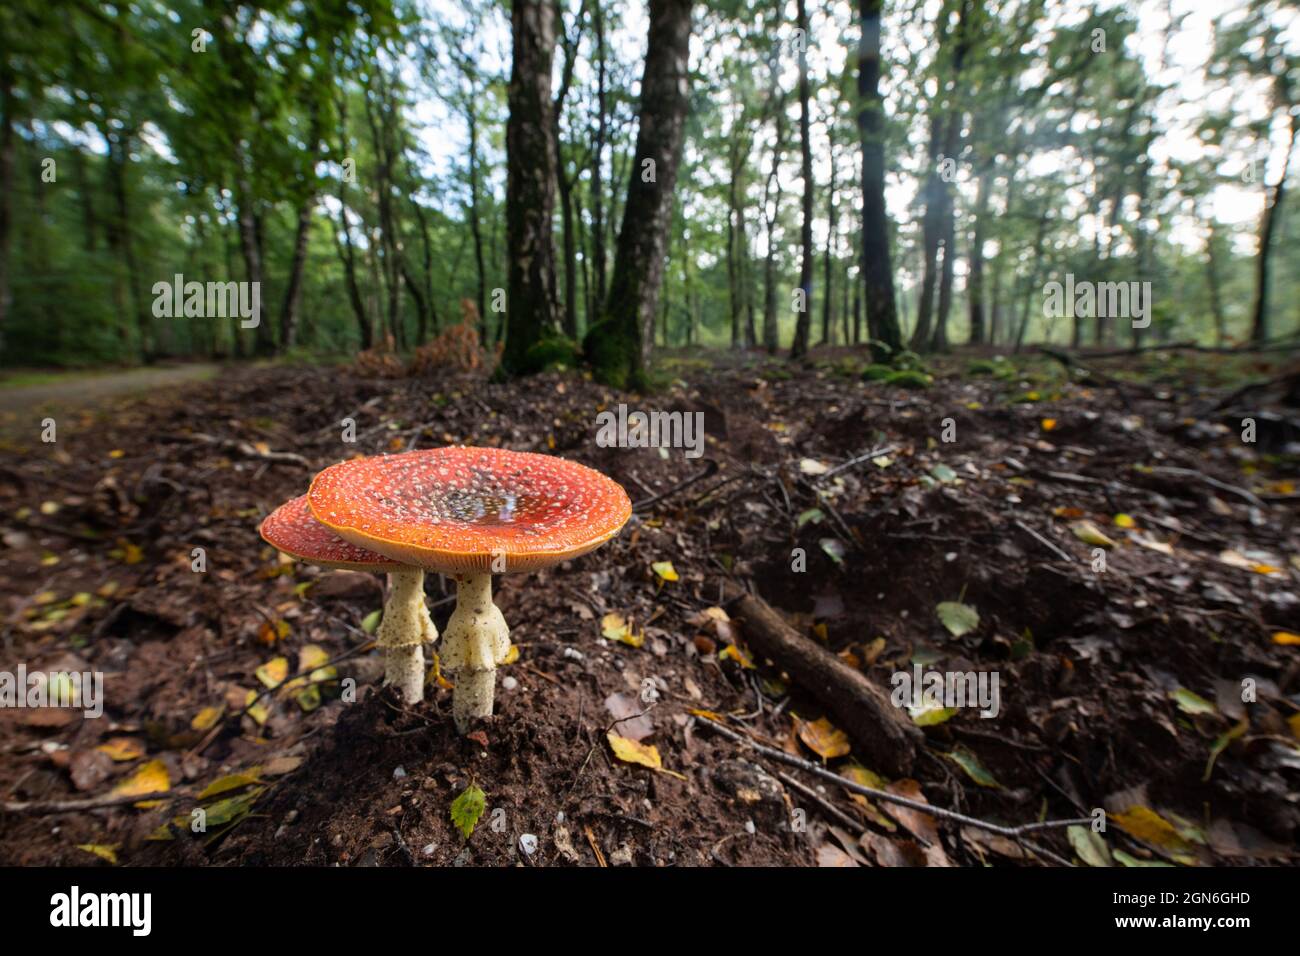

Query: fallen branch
left=168, top=433, right=310, bottom=468
left=1145, top=466, right=1265, bottom=509
left=1013, top=518, right=1073, bottom=563
left=727, top=585, right=921, bottom=777
left=2, top=789, right=181, bottom=815
left=695, top=715, right=1087, bottom=851
left=632, top=458, right=720, bottom=512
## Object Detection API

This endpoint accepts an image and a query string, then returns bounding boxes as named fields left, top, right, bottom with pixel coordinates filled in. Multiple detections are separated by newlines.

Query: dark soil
left=1, top=347, right=1297, bottom=867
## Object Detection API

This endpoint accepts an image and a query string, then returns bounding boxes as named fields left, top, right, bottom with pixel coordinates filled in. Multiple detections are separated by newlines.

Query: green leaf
left=1170, top=687, right=1216, bottom=716
left=946, top=747, right=1001, bottom=788
left=936, top=601, right=979, bottom=637
left=361, top=609, right=382, bottom=635
left=911, top=706, right=957, bottom=726
left=930, top=463, right=958, bottom=483
left=819, top=538, right=846, bottom=566
left=1067, top=825, right=1112, bottom=867
left=450, top=783, right=486, bottom=839
left=1113, top=849, right=1175, bottom=868
left=797, top=508, right=824, bottom=527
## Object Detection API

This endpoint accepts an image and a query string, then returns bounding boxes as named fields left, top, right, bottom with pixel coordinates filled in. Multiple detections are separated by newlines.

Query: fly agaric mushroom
left=259, top=495, right=437, bottom=703
left=307, top=446, right=631, bottom=732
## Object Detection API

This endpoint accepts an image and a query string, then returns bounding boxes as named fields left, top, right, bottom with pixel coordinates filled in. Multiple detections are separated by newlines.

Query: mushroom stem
left=441, top=572, right=511, bottom=733
left=377, top=568, right=437, bottom=704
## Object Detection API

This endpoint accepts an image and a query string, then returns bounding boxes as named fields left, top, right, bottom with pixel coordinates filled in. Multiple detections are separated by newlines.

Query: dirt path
left=0, top=363, right=221, bottom=414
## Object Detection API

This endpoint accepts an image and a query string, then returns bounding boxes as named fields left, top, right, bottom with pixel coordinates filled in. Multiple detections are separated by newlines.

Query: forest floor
left=1, top=345, right=1298, bottom=867
left=0, top=363, right=220, bottom=413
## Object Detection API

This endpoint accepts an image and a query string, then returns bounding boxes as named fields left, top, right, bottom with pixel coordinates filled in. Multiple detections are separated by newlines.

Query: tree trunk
left=467, top=92, right=487, bottom=325
left=790, top=0, right=815, bottom=359
left=967, top=164, right=991, bottom=345
left=590, top=0, right=608, bottom=309
left=0, top=74, right=13, bottom=360
left=1250, top=115, right=1296, bottom=344
left=857, top=0, right=901, bottom=355
left=1205, top=221, right=1227, bottom=347
left=821, top=141, right=837, bottom=347
left=553, top=9, right=582, bottom=340
left=503, top=0, right=562, bottom=373
left=583, top=0, right=693, bottom=388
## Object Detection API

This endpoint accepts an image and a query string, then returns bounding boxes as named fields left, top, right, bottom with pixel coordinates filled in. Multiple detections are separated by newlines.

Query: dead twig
left=696, top=715, right=1089, bottom=847
left=1013, top=518, right=1073, bottom=563
left=632, top=458, right=720, bottom=512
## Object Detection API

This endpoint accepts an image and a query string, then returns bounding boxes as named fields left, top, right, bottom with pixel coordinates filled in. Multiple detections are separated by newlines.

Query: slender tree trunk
left=1205, top=221, right=1226, bottom=347
left=967, top=163, right=991, bottom=345
left=583, top=0, right=693, bottom=388
left=503, top=0, right=562, bottom=372
left=1250, top=116, right=1295, bottom=344
left=858, top=0, right=901, bottom=355
left=0, top=74, right=14, bottom=360
left=821, top=144, right=837, bottom=347
left=790, top=0, right=815, bottom=358
left=553, top=10, right=582, bottom=340
left=467, top=93, right=487, bottom=325
left=591, top=0, right=608, bottom=309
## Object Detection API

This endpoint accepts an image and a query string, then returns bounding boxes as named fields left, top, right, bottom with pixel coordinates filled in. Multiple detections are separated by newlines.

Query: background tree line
left=0, top=0, right=1295, bottom=382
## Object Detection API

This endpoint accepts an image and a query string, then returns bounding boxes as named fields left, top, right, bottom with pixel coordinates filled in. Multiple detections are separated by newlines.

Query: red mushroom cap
left=307, top=446, right=632, bottom=575
left=260, top=495, right=407, bottom=572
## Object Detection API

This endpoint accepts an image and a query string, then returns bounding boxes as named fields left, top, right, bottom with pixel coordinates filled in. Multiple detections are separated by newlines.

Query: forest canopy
left=0, top=0, right=1296, bottom=372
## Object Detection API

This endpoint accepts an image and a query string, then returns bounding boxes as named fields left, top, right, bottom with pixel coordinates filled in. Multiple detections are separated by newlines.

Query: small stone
left=422, top=843, right=437, bottom=857
left=562, top=647, right=585, bottom=661
left=555, top=810, right=566, bottom=824
left=393, top=766, right=407, bottom=780
left=744, top=819, right=756, bottom=835
left=502, top=676, right=518, bottom=691
left=519, top=833, right=538, bottom=856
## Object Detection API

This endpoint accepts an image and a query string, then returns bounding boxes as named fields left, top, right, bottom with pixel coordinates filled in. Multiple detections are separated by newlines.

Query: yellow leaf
left=718, top=644, right=755, bottom=669
left=688, top=709, right=724, bottom=722
left=255, top=657, right=290, bottom=689
left=110, top=759, right=170, bottom=801
left=1071, top=520, right=1117, bottom=548
left=121, top=542, right=143, bottom=565
left=1288, top=713, right=1300, bottom=740
left=1113, top=513, right=1136, bottom=529
left=607, top=732, right=662, bottom=770
left=601, top=611, right=644, bottom=648
left=108, top=449, right=125, bottom=459
left=257, top=619, right=291, bottom=645
left=199, top=770, right=263, bottom=800
left=75, top=843, right=120, bottom=864
left=651, top=561, right=679, bottom=582
left=1112, top=806, right=1195, bottom=858
left=243, top=689, right=269, bottom=725
left=1250, top=563, right=1282, bottom=575
left=191, top=706, right=223, bottom=732
left=95, top=738, right=145, bottom=762
left=1040, top=418, right=1057, bottom=431
left=795, top=716, right=852, bottom=759
left=1272, top=631, right=1300, bottom=646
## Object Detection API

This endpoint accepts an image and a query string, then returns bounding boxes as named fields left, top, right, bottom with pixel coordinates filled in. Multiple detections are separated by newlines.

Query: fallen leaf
left=1271, top=631, right=1300, bottom=646
left=799, top=458, right=829, bottom=476
left=651, top=561, right=679, bottom=582
left=1112, top=806, right=1197, bottom=862
left=75, top=844, right=121, bottom=865
left=450, top=783, right=486, bottom=839
left=936, top=600, right=979, bottom=637
left=1203, top=719, right=1248, bottom=782
left=1071, top=520, right=1117, bottom=548
left=794, top=716, right=851, bottom=760
left=1170, top=687, right=1216, bottom=716
left=110, top=759, right=170, bottom=801
left=255, top=657, right=290, bottom=689
left=198, top=770, right=263, bottom=800
left=946, top=747, right=1001, bottom=788
left=95, top=738, right=145, bottom=762
left=607, top=732, right=663, bottom=770
left=1068, top=825, right=1112, bottom=867
left=601, top=611, right=644, bottom=648
left=191, top=706, right=223, bottom=732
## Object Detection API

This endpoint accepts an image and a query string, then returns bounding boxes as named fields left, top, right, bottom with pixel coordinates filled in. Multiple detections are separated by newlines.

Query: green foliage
left=885, top=369, right=932, bottom=389
left=449, top=782, right=486, bottom=839
left=520, top=336, right=581, bottom=374
left=861, top=363, right=894, bottom=382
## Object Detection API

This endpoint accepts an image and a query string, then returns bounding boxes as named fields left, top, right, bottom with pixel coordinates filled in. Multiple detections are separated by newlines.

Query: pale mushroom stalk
left=377, top=568, right=439, bottom=704
left=440, top=572, right=510, bottom=732
left=259, top=495, right=440, bottom=707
